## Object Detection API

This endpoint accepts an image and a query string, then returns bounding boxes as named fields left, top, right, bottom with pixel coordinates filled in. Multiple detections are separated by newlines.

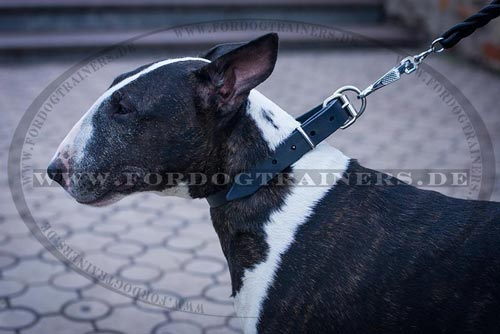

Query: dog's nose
left=47, top=158, right=65, bottom=186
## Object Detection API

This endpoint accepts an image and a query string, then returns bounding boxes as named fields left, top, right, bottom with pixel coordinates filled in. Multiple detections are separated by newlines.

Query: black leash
left=207, top=1, right=500, bottom=208
left=440, top=0, right=500, bottom=49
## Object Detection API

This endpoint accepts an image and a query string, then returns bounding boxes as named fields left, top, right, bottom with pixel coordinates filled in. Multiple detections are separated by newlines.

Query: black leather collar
left=206, top=95, right=355, bottom=208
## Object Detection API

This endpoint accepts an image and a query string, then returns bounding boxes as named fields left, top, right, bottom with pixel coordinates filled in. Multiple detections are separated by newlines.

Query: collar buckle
left=296, top=126, right=315, bottom=149
left=323, top=86, right=367, bottom=129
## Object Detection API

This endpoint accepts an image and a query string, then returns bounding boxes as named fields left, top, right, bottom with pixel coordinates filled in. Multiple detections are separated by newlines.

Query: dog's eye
left=115, top=102, right=134, bottom=115
left=111, top=91, right=135, bottom=116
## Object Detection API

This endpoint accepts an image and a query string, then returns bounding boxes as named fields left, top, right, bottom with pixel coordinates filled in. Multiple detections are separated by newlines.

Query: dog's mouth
left=75, top=190, right=122, bottom=207
left=71, top=167, right=164, bottom=207
left=73, top=181, right=137, bottom=207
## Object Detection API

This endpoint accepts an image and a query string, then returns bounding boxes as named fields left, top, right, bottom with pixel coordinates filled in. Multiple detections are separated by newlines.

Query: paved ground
left=1, top=45, right=500, bottom=334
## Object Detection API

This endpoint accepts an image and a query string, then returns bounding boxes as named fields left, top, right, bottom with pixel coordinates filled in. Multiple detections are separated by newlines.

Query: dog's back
left=258, top=160, right=500, bottom=334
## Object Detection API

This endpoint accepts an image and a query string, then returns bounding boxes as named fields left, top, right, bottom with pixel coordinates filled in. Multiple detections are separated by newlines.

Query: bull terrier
left=48, top=33, right=500, bottom=334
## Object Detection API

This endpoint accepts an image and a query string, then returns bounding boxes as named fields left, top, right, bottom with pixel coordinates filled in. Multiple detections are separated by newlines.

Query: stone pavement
left=1, top=47, right=499, bottom=334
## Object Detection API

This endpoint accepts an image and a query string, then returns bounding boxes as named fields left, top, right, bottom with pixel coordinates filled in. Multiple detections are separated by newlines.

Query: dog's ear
left=198, top=41, right=247, bottom=61
left=194, top=33, right=279, bottom=119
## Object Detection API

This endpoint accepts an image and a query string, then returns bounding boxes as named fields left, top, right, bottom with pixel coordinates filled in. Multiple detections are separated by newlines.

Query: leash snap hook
left=323, top=86, right=367, bottom=129
left=359, top=37, right=447, bottom=99
left=414, top=37, right=446, bottom=64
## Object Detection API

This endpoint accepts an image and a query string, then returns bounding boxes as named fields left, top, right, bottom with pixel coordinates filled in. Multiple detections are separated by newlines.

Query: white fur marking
left=154, top=181, right=192, bottom=199
left=235, top=91, right=350, bottom=333
left=246, top=90, right=300, bottom=151
left=56, top=57, right=210, bottom=165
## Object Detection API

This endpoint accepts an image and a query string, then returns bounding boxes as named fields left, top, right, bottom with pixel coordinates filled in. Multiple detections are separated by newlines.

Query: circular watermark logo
left=8, top=19, right=496, bottom=317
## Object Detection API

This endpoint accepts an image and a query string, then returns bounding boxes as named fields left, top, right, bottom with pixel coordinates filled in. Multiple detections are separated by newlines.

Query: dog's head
left=47, top=34, right=279, bottom=205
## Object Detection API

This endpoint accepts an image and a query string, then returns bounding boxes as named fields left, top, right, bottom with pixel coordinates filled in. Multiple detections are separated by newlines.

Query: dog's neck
left=202, top=91, right=294, bottom=295
left=194, top=90, right=350, bottom=296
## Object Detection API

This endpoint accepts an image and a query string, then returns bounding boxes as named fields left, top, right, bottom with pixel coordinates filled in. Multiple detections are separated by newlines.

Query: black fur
left=258, top=161, right=500, bottom=334
left=48, top=34, right=284, bottom=295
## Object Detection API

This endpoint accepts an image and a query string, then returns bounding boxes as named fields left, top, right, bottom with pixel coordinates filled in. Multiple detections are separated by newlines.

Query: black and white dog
left=48, top=34, right=500, bottom=334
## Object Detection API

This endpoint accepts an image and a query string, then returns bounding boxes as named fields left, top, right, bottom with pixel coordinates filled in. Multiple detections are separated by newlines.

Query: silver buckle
left=323, top=86, right=367, bottom=129
left=296, top=126, right=315, bottom=149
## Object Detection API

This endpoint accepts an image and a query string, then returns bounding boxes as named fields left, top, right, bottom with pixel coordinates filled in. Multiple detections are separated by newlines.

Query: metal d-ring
left=323, top=86, right=367, bottom=129
left=431, top=37, right=445, bottom=53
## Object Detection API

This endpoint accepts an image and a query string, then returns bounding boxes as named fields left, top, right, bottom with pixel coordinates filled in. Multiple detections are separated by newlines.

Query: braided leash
left=440, top=0, right=500, bottom=50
